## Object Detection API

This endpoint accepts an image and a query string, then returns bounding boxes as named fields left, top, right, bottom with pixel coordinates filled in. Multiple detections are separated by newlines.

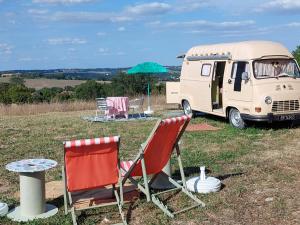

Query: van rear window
left=201, top=64, right=211, bottom=76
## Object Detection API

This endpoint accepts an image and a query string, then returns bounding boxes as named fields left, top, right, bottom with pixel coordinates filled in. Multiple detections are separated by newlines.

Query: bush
left=0, top=83, right=12, bottom=104
left=74, top=80, right=107, bottom=100
left=33, top=87, right=64, bottom=103
left=7, top=84, right=33, bottom=104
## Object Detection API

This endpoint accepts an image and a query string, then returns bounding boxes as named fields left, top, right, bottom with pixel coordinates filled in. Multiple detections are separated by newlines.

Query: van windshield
left=253, top=59, right=300, bottom=79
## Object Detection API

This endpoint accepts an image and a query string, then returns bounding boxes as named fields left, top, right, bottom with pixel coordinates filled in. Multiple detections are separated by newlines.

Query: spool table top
left=6, top=159, right=57, bottom=173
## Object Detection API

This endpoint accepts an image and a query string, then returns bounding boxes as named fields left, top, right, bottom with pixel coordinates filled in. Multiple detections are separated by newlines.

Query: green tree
left=74, top=80, right=107, bottom=100
left=7, top=84, right=33, bottom=103
left=111, top=72, right=156, bottom=96
left=0, top=83, right=12, bottom=104
left=292, top=45, right=300, bottom=65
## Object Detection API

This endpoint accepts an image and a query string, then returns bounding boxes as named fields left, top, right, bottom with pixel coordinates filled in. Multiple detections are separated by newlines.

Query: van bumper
left=241, top=113, right=300, bottom=122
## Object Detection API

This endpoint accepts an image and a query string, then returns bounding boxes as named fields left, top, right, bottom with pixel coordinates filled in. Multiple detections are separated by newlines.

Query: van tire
left=182, top=100, right=193, bottom=117
left=229, top=108, right=246, bottom=129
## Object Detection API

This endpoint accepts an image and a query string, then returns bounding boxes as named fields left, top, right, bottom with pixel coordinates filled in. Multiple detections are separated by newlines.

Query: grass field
left=0, top=105, right=299, bottom=224
left=0, top=77, right=110, bottom=89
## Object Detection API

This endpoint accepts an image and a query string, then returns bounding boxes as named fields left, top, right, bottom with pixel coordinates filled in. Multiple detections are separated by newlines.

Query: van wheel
left=229, top=108, right=246, bottom=129
left=182, top=100, right=193, bottom=117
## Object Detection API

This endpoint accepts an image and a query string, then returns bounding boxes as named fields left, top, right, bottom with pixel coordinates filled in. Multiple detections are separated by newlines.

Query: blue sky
left=0, top=0, right=300, bottom=70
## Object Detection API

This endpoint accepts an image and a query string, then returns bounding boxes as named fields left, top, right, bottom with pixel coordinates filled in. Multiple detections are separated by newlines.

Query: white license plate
left=276, top=115, right=295, bottom=120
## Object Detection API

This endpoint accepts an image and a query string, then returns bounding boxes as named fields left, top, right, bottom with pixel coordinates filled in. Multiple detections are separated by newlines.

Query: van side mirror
left=242, top=72, right=250, bottom=80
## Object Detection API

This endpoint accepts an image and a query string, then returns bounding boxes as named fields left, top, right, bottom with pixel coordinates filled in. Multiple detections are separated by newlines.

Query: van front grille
left=272, top=100, right=299, bottom=112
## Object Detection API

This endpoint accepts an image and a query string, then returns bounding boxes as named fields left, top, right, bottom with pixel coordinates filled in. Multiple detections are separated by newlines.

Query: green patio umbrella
left=127, top=62, right=168, bottom=114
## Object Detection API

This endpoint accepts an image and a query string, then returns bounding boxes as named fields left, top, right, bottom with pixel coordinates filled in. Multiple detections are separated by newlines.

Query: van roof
left=185, top=41, right=293, bottom=60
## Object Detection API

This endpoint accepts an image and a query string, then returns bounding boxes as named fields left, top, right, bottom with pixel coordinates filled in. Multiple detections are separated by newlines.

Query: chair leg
left=71, top=207, right=77, bottom=225
left=141, top=156, right=151, bottom=202
left=175, top=145, right=187, bottom=188
left=62, top=166, right=68, bottom=215
left=114, top=186, right=127, bottom=225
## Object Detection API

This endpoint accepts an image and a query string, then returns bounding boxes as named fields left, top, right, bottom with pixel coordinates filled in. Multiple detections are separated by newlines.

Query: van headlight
left=265, top=96, right=272, bottom=104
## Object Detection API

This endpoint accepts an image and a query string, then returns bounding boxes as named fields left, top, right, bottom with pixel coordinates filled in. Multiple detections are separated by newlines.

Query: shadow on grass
left=173, top=166, right=244, bottom=181
left=173, top=166, right=212, bottom=179
left=47, top=196, right=65, bottom=209
left=194, top=111, right=300, bottom=130
left=215, top=172, right=245, bottom=181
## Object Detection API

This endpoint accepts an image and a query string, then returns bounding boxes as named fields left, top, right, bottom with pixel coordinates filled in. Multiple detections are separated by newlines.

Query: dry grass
left=0, top=95, right=170, bottom=116
left=0, top=101, right=96, bottom=116
left=0, top=77, right=110, bottom=89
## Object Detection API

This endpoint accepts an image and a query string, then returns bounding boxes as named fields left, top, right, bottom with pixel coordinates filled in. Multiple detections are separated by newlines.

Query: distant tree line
left=0, top=72, right=166, bottom=104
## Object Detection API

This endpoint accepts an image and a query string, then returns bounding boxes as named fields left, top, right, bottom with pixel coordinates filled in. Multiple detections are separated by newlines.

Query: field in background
left=0, top=100, right=299, bottom=224
left=0, top=95, right=169, bottom=116
left=0, top=77, right=110, bottom=89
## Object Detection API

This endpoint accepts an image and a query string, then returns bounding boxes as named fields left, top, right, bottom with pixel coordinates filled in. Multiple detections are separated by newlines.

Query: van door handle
left=228, top=79, right=232, bottom=84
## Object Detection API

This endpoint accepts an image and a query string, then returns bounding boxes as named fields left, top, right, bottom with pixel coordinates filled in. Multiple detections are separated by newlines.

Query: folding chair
left=95, top=98, right=115, bottom=119
left=129, top=97, right=144, bottom=118
left=121, top=115, right=205, bottom=218
left=62, top=136, right=127, bottom=225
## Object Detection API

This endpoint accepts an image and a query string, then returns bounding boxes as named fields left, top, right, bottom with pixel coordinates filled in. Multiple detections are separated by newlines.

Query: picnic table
left=6, top=159, right=58, bottom=222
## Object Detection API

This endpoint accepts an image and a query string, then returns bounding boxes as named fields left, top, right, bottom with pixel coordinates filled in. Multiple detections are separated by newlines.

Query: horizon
left=0, top=0, right=300, bottom=70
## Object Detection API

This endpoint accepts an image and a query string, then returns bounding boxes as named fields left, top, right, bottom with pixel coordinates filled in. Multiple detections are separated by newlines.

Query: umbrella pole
left=144, top=81, right=153, bottom=114
left=147, top=82, right=151, bottom=112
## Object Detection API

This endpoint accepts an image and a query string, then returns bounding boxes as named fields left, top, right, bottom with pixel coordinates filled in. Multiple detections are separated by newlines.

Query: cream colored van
left=166, top=41, right=300, bottom=128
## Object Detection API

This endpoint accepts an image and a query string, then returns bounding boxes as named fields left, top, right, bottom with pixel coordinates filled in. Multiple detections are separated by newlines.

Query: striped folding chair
left=62, top=136, right=127, bottom=225
left=121, top=115, right=205, bottom=218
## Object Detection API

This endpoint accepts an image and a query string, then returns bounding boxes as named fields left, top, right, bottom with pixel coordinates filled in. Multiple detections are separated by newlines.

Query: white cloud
left=98, top=48, right=110, bottom=55
left=174, top=0, right=210, bottom=12
left=117, top=26, right=125, bottom=32
left=116, top=51, right=125, bottom=55
left=68, top=47, right=76, bottom=52
left=47, top=37, right=87, bottom=45
left=146, top=20, right=161, bottom=26
left=18, top=57, right=33, bottom=62
left=32, top=2, right=172, bottom=24
left=164, top=20, right=255, bottom=30
left=255, top=0, right=300, bottom=13
left=50, top=11, right=132, bottom=23
left=125, top=2, right=171, bottom=15
left=0, top=43, right=13, bottom=55
left=98, top=48, right=125, bottom=56
left=33, top=0, right=94, bottom=4
left=286, top=22, right=300, bottom=27
left=96, top=32, right=106, bottom=36
left=28, top=9, right=48, bottom=15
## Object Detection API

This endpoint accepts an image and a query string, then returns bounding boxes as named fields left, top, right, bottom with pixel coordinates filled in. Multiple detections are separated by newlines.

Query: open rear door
left=166, top=82, right=180, bottom=104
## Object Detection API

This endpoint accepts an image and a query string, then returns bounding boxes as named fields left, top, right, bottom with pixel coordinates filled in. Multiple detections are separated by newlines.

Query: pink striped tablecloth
left=105, top=97, right=129, bottom=118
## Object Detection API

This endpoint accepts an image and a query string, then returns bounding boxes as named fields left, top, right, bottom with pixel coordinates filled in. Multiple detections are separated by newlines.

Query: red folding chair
left=62, top=136, right=127, bottom=225
left=121, top=115, right=205, bottom=218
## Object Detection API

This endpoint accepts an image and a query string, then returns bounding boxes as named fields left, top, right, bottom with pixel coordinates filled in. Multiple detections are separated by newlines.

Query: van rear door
left=166, top=82, right=180, bottom=104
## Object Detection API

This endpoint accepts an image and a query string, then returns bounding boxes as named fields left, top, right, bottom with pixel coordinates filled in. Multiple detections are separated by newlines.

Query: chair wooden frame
left=121, top=116, right=205, bottom=218
left=62, top=136, right=127, bottom=225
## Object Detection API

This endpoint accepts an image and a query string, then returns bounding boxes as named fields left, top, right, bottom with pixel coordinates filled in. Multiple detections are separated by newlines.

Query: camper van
left=166, top=41, right=300, bottom=128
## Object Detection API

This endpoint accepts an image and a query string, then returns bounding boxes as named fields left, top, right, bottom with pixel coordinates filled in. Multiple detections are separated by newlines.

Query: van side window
left=201, top=64, right=211, bottom=76
left=231, top=62, right=249, bottom=79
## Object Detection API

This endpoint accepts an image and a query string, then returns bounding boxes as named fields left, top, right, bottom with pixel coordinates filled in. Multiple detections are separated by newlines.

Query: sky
left=0, top=0, right=300, bottom=70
